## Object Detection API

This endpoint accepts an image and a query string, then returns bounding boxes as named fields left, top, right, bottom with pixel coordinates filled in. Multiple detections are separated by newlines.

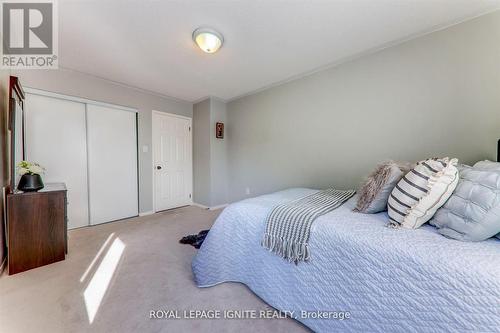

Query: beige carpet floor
left=0, top=206, right=310, bottom=333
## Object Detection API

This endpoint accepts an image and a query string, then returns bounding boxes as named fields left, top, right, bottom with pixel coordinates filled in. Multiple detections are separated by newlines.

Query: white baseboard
left=139, top=211, right=154, bottom=217
left=192, top=202, right=228, bottom=210
left=210, top=204, right=228, bottom=210
left=192, top=202, right=209, bottom=209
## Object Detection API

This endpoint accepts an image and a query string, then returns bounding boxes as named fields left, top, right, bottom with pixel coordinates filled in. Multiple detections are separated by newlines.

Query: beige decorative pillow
left=388, top=157, right=459, bottom=229
left=355, top=161, right=412, bottom=214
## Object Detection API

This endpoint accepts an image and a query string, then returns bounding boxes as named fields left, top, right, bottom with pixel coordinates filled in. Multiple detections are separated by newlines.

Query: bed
left=192, top=188, right=500, bottom=333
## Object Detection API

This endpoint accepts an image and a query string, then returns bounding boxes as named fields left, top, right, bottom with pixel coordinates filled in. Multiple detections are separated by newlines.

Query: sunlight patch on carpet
left=84, top=237, right=125, bottom=324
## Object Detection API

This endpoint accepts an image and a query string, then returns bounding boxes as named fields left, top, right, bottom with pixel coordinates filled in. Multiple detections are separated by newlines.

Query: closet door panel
left=86, top=105, right=138, bottom=224
left=25, top=94, right=89, bottom=229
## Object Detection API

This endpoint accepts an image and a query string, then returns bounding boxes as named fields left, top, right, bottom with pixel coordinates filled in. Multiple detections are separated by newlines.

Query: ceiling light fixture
left=192, top=28, right=224, bottom=54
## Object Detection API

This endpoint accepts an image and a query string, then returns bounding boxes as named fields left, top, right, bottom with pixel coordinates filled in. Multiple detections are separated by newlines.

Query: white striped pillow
left=387, top=157, right=459, bottom=229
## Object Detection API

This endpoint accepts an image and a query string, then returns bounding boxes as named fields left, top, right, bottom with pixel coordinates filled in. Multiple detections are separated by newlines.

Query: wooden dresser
left=7, top=183, right=68, bottom=275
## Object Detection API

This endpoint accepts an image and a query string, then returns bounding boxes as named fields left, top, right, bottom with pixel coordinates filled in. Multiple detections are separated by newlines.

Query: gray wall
left=12, top=69, right=192, bottom=213
left=226, top=11, right=500, bottom=203
left=193, top=97, right=228, bottom=207
left=209, top=98, right=228, bottom=206
left=193, top=99, right=211, bottom=206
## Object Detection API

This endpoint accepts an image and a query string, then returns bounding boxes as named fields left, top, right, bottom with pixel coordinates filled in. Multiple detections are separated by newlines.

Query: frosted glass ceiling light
left=193, top=28, right=224, bottom=54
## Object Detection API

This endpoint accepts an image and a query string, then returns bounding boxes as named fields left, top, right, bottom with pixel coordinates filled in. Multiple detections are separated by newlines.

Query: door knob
left=156, top=166, right=162, bottom=170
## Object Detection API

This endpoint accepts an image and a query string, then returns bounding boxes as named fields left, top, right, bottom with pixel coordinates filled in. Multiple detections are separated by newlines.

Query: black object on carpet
left=179, top=229, right=210, bottom=249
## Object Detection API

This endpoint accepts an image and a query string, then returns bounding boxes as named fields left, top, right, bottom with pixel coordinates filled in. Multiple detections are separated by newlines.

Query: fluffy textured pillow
left=473, top=160, right=500, bottom=171
left=472, top=161, right=500, bottom=240
left=354, top=161, right=410, bottom=213
left=388, top=157, right=459, bottom=229
left=431, top=166, right=500, bottom=241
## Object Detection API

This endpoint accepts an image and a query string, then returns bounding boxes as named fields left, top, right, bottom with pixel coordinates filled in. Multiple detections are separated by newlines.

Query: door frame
left=151, top=110, right=193, bottom=213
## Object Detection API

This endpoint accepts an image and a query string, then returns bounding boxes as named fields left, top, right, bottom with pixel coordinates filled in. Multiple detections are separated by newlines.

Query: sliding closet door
left=86, top=105, right=138, bottom=225
left=25, top=94, right=89, bottom=229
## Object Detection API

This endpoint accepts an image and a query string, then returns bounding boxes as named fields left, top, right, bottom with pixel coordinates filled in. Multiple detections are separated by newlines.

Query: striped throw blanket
left=261, top=189, right=355, bottom=262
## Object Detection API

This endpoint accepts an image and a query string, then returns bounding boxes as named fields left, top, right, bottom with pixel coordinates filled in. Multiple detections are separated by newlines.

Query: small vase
left=18, top=174, right=44, bottom=192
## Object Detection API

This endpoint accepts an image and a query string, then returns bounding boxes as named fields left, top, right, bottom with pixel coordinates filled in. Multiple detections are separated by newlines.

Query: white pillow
left=473, top=160, right=500, bottom=171
left=387, top=157, right=459, bottom=229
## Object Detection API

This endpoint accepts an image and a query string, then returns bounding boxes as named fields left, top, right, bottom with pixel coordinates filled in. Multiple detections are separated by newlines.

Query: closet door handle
left=156, top=166, right=162, bottom=170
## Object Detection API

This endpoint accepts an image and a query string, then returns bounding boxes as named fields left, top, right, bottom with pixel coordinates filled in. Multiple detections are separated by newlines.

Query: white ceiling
left=59, top=0, right=500, bottom=102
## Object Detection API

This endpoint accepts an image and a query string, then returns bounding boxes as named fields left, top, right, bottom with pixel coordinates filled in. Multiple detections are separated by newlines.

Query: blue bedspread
left=192, top=188, right=500, bottom=333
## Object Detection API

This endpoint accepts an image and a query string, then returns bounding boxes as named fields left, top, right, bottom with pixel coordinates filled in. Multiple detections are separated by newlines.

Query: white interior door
left=153, top=112, right=192, bottom=212
left=87, top=104, right=139, bottom=225
left=25, top=93, right=89, bottom=229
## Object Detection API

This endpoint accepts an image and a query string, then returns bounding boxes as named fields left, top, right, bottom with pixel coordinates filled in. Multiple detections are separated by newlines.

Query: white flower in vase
left=16, top=161, right=46, bottom=192
left=18, top=167, right=29, bottom=175
left=29, top=165, right=44, bottom=175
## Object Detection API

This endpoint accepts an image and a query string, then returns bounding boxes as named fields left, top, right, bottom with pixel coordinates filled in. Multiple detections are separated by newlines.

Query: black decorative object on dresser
left=7, top=183, right=68, bottom=275
left=16, top=161, right=46, bottom=192
left=17, top=173, right=45, bottom=192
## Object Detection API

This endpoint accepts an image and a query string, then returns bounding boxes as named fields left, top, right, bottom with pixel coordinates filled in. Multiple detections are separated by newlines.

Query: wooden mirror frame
left=8, top=76, right=25, bottom=193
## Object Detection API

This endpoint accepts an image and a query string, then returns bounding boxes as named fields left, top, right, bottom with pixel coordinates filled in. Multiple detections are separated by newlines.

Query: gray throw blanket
left=261, top=189, right=356, bottom=262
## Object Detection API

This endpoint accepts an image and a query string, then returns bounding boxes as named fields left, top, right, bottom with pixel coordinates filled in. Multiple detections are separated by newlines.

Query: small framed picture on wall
left=216, top=122, right=224, bottom=139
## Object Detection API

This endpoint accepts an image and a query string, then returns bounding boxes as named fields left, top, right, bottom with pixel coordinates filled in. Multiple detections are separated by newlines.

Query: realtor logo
left=1, top=0, right=58, bottom=68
